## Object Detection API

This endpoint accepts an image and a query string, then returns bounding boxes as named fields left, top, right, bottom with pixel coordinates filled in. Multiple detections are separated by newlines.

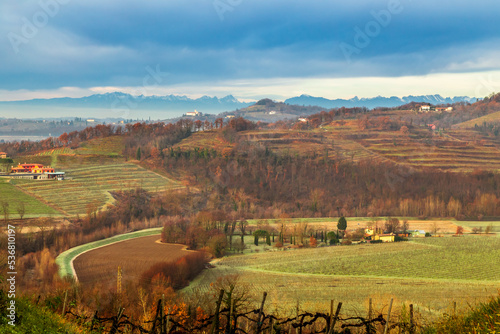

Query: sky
left=1, top=0, right=500, bottom=102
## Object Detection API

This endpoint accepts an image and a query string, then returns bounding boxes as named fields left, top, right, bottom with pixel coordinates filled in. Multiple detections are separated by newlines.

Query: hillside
left=454, top=109, right=500, bottom=129
left=5, top=136, right=184, bottom=216
left=170, top=116, right=500, bottom=173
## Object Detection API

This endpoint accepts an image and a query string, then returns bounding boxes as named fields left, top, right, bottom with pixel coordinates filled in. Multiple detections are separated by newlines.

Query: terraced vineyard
left=13, top=163, right=184, bottom=215
left=358, top=134, right=500, bottom=172
left=0, top=179, right=61, bottom=217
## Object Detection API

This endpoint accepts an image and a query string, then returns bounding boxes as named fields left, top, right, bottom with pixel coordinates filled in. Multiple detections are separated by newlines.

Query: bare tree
left=402, top=220, right=409, bottom=234
left=384, top=218, right=400, bottom=233
left=432, top=222, right=440, bottom=235
left=17, top=201, right=26, bottom=220
left=1, top=201, right=9, bottom=223
left=238, top=220, right=248, bottom=245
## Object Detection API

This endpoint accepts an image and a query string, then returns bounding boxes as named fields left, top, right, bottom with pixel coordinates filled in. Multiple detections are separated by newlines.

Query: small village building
left=8, top=163, right=64, bottom=180
left=420, top=105, right=431, bottom=112
left=186, top=110, right=201, bottom=117
left=410, top=230, right=426, bottom=237
left=298, top=118, right=308, bottom=122
left=0, top=152, right=7, bottom=159
left=364, top=227, right=395, bottom=243
left=372, top=234, right=395, bottom=242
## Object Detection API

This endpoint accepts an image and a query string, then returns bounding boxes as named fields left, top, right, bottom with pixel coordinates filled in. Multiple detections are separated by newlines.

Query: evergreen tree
left=337, top=216, right=347, bottom=239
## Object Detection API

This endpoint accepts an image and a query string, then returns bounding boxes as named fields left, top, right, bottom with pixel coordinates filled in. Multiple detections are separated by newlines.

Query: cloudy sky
left=1, top=0, right=500, bottom=102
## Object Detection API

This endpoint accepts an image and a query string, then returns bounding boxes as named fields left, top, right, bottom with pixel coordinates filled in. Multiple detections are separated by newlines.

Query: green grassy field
left=0, top=179, right=61, bottom=217
left=454, top=110, right=500, bottom=129
left=72, top=136, right=125, bottom=156
left=222, top=237, right=500, bottom=281
left=187, top=236, right=500, bottom=318
left=12, top=163, right=184, bottom=216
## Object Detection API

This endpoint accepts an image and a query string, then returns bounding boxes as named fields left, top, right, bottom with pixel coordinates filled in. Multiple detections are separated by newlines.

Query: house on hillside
left=364, top=227, right=395, bottom=242
left=8, top=163, right=65, bottom=180
left=0, top=152, right=7, bottom=159
left=419, top=105, right=431, bottom=112
left=186, top=110, right=201, bottom=117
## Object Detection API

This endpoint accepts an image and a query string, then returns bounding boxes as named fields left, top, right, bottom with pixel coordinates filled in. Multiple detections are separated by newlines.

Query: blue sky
left=1, top=0, right=500, bottom=101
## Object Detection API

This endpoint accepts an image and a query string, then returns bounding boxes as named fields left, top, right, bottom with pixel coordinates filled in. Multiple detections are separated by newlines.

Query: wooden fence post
left=61, top=290, right=68, bottom=317
left=409, top=304, right=414, bottom=334
left=109, top=307, right=125, bottom=334
left=166, top=307, right=170, bottom=334
left=368, top=298, right=372, bottom=321
left=255, top=292, right=268, bottom=334
left=328, top=300, right=334, bottom=331
left=161, top=294, right=166, bottom=334
left=150, top=299, right=162, bottom=334
left=227, top=299, right=234, bottom=334
left=328, top=302, right=342, bottom=334
left=383, top=298, right=393, bottom=334
left=90, top=310, right=98, bottom=331
left=209, top=289, right=225, bottom=334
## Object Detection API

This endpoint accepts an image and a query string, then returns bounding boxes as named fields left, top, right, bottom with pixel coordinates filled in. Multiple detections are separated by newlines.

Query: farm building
left=419, top=105, right=431, bottom=112
left=11, top=163, right=54, bottom=174
left=410, top=230, right=426, bottom=237
left=0, top=152, right=7, bottom=159
left=8, top=163, right=65, bottom=180
left=372, top=234, right=395, bottom=242
left=365, top=228, right=395, bottom=242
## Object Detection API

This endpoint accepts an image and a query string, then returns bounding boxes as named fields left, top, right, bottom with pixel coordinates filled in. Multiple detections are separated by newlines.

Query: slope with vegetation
left=1, top=95, right=500, bottom=332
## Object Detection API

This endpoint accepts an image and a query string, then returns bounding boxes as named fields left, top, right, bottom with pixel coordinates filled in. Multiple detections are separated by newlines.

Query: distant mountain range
left=284, top=94, right=477, bottom=109
left=0, top=92, right=252, bottom=119
left=0, top=92, right=478, bottom=119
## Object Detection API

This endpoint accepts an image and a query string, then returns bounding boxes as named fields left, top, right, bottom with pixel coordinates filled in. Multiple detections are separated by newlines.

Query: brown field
left=73, top=235, right=191, bottom=287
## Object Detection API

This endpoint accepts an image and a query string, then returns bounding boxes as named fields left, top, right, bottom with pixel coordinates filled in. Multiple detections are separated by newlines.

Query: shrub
left=431, top=296, right=500, bottom=333
left=140, top=252, right=208, bottom=289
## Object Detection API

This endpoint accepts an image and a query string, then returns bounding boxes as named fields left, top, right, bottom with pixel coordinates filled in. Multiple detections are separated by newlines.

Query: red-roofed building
left=0, top=152, right=7, bottom=159
left=11, top=163, right=54, bottom=174
left=8, top=163, right=64, bottom=180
